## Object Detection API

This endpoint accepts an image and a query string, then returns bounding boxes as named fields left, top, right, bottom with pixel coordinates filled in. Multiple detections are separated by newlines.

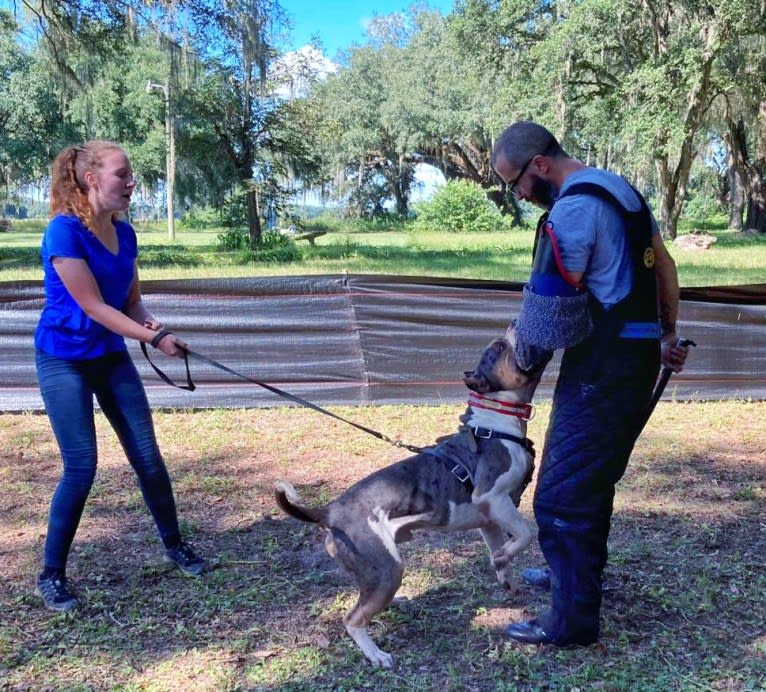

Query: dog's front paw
left=368, top=649, right=394, bottom=668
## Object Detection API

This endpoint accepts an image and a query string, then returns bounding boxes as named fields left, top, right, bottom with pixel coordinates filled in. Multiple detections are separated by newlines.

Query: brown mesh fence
left=2, top=276, right=765, bottom=411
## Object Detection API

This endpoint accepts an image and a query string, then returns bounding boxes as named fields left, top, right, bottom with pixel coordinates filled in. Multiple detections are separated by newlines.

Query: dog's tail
left=275, top=480, right=323, bottom=524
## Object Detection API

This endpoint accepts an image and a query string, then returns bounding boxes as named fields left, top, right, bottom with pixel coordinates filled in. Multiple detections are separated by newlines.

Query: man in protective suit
left=492, top=121, right=689, bottom=646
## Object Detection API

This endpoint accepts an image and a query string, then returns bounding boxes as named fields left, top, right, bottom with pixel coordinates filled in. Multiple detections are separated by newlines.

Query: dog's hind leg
left=330, top=512, right=405, bottom=668
left=342, top=551, right=404, bottom=668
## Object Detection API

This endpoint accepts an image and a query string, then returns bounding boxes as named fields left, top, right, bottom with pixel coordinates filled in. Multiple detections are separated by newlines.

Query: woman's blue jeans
left=36, top=349, right=181, bottom=571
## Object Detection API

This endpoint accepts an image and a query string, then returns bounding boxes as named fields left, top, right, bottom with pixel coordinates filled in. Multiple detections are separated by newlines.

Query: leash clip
left=393, top=439, right=425, bottom=454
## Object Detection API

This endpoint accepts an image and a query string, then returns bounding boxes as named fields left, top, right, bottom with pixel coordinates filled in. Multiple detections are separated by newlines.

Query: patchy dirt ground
left=1, top=402, right=765, bottom=690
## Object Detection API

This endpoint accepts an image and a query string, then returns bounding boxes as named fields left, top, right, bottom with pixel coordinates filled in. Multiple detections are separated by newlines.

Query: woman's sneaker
left=164, top=541, right=208, bottom=577
left=36, top=574, right=79, bottom=612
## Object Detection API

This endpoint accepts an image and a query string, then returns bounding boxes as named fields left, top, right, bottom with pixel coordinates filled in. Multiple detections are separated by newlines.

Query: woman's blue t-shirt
left=35, top=214, right=138, bottom=359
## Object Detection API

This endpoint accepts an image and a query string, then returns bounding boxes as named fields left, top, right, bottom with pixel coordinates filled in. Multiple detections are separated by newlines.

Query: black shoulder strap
left=533, top=180, right=645, bottom=260
left=557, top=180, right=641, bottom=216
left=554, top=179, right=654, bottom=249
left=555, top=179, right=658, bottom=324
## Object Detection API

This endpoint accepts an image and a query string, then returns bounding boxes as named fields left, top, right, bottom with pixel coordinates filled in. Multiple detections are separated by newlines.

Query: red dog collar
left=467, top=392, right=535, bottom=420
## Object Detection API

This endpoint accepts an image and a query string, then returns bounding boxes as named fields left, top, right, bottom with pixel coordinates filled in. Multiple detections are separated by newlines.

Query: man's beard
left=529, top=175, right=557, bottom=210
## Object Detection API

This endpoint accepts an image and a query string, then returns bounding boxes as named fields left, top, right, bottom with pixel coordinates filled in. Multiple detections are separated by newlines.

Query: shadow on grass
left=2, top=421, right=764, bottom=689
left=708, top=231, right=766, bottom=248
left=0, top=237, right=532, bottom=273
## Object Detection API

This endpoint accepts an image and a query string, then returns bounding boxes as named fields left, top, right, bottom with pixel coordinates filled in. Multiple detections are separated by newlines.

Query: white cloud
left=270, top=45, right=338, bottom=100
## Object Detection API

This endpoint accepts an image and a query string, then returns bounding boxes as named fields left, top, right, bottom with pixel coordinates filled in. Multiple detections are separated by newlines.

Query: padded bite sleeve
left=514, top=285, right=593, bottom=371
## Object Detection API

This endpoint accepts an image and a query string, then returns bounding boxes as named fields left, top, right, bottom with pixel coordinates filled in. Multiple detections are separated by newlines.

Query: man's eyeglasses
left=505, top=139, right=555, bottom=197
left=507, top=154, right=535, bottom=196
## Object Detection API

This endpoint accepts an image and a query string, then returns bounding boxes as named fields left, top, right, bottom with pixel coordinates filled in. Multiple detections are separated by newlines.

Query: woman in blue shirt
left=34, top=140, right=207, bottom=611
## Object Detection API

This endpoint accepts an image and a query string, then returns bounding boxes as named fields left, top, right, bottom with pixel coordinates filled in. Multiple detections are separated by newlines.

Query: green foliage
left=180, top=207, right=222, bottom=230
left=138, top=246, right=203, bottom=267
left=681, top=193, right=725, bottom=225
left=301, top=212, right=410, bottom=234
left=216, top=227, right=249, bottom=250
left=0, top=12, right=66, bottom=189
left=0, top=246, right=39, bottom=264
left=216, top=226, right=300, bottom=258
left=676, top=212, right=729, bottom=234
left=218, top=189, right=251, bottom=233
left=236, top=231, right=302, bottom=262
left=3, top=0, right=766, bottom=239
left=413, top=179, right=505, bottom=233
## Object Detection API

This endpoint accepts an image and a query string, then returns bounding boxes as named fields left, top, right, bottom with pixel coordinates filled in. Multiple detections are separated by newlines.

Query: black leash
left=140, top=342, right=425, bottom=454
left=645, top=337, right=697, bottom=425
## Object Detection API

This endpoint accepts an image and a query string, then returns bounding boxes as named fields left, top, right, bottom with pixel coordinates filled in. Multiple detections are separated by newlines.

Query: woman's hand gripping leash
left=144, top=320, right=189, bottom=358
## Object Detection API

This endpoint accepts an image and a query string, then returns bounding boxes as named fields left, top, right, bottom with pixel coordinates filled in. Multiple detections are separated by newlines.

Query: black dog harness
left=423, top=427, right=535, bottom=495
left=470, top=426, right=536, bottom=456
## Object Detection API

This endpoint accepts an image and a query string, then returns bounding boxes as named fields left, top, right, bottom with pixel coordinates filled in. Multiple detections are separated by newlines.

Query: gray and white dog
left=275, top=333, right=540, bottom=667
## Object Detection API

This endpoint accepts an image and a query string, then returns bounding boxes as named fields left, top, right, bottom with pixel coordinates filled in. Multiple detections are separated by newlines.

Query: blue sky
left=279, top=0, right=456, bottom=59
left=0, top=0, right=455, bottom=60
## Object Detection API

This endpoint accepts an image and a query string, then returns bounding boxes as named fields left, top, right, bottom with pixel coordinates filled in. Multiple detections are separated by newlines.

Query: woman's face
left=89, top=148, right=136, bottom=214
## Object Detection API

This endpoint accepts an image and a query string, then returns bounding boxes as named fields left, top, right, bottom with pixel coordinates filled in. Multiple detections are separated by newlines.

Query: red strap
left=543, top=221, right=584, bottom=290
left=467, top=392, right=534, bottom=420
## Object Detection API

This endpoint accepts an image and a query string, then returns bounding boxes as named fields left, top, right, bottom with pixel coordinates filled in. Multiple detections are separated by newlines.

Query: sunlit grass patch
left=2, top=401, right=765, bottom=689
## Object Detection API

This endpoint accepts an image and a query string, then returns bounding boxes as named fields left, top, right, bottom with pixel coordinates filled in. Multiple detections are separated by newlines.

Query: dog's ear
left=463, top=370, right=491, bottom=393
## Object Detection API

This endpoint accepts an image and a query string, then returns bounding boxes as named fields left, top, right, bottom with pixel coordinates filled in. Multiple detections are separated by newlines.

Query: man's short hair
left=492, top=121, right=565, bottom=170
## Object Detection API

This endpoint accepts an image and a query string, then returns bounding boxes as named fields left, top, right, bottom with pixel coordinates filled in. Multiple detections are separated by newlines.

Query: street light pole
left=146, top=80, right=176, bottom=241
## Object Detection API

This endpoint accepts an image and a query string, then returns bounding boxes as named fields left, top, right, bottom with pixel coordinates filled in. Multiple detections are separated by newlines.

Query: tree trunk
left=649, top=16, right=720, bottom=240
left=744, top=171, right=766, bottom=232
left=748, top=101, right=766, bottom=233
left=247, top=187, right=262, bottom=246
left=727, top=106, right=766, bottom=233
left=725, top=116, right=748, bottom=230
left=393, top=190, right=408, bottom=217
left=729, top=165, right=746, bottom=230
left=655, top=155, right=676, bottom=239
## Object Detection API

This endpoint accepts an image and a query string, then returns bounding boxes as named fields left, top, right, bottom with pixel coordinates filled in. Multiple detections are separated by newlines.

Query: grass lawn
left=2, top=217, right=765, bottom=286
left=2, top=214, right=765, bottom=689
left=1, top=401, right=764, bottom=690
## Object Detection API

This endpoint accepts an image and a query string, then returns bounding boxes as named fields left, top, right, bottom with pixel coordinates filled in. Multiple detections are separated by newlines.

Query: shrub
left=681, top=193, right=723, bottom=224
left=413, top=179, right=505, bottom=233
left=237, top=231, right=301, bottom=263
left=181, top=207, right=221, bottom=230
left=216, top=227, right=249, bottom=250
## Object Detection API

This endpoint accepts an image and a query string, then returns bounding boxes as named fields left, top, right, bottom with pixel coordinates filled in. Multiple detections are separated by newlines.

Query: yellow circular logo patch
left=643, top=247, right=655, bottom=268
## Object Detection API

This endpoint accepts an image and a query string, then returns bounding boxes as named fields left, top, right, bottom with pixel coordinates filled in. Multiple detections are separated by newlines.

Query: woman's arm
left=53, top=257, right=186, bottom=355
left=123, top=262, right=160, bottom=328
